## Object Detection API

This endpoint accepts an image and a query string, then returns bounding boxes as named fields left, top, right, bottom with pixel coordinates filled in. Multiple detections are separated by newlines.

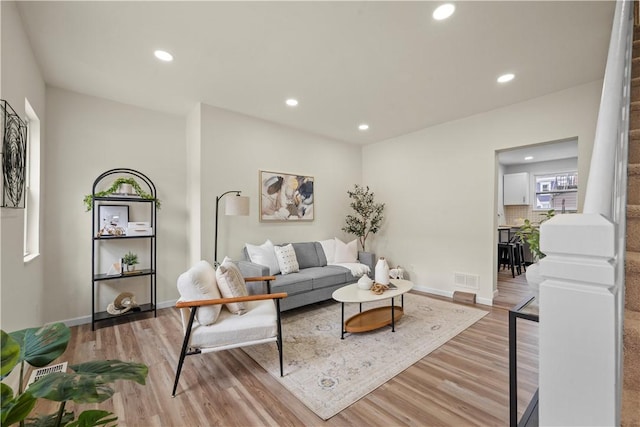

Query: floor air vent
left=27, top=362, right=68, bottom=386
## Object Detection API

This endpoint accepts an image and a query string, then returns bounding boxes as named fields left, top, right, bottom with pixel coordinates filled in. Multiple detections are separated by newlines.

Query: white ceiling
left=497, top=138, right=578, bottom=166
left=16, top=1, right=614, bottom=145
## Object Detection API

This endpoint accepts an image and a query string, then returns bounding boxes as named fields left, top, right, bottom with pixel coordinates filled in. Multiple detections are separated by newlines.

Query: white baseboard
left=412, top=284, right=454, bottom=299
left=412, top=285, right=493, bottom=307
left=59, top=299, right=178, bottom=328
left=476, top=296, right=493, bottom=307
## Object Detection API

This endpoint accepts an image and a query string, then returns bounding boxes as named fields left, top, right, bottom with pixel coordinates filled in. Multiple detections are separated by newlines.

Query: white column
left=538, top=213, right=620, bottom=426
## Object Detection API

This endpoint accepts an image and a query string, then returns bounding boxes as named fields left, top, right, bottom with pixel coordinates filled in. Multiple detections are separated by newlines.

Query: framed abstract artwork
left=259, top=170, right=314, bottom=222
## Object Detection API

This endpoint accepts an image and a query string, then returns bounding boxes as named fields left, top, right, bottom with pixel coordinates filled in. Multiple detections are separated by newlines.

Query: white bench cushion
left=187, top=300, right=277, bottom=349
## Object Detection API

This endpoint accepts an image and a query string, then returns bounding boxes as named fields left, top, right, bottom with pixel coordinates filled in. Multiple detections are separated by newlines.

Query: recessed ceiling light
left=524, top=156, right=534, bottom=161
left=154, top=50, right=173, bottom=62
left=433, top=3, right=455, bottom=20
left=497, top=73, right=515, bottom=83
left=358, top=124, right=369, bottom=131
left=285, top=99, right=299, bottom=107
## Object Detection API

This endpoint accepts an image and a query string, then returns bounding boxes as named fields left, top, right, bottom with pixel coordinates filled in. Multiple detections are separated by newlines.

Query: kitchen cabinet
left=504, top=172, right=530, bottom=205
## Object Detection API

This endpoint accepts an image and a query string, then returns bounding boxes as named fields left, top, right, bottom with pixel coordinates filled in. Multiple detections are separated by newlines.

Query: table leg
left=391, top=297, right=395, bottom=332
left=341, top=302, right=345, bottom=339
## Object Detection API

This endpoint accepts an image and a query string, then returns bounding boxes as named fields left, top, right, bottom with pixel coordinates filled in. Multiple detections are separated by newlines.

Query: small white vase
left=357, top=275, right=374, bottom=290
left=525, top=262, right=543, bottom=297
left=375, top=257, right=390, bottom=285
left=126, top=264, right=135, bottom=272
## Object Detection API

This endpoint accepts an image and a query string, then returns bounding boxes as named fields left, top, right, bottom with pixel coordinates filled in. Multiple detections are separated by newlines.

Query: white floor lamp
left=214, top=190, right=250, bottom=265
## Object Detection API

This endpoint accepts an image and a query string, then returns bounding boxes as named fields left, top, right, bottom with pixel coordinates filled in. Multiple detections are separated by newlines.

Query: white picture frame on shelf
left=98, top=205, right=129, bottom=236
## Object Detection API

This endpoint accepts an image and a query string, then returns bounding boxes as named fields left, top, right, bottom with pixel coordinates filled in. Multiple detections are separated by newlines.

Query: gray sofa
left=237, top=241, right=375, bottom=311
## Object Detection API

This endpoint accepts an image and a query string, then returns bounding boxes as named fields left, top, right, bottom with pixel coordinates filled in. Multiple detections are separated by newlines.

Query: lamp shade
left=225, top=195, right=250, bottom=216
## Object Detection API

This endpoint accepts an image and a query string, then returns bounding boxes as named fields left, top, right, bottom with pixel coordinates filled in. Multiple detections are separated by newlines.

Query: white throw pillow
left=215, top=257, right=248, bottom=315
left=176, top=260, right=222, bottom=325
left=319, top=239, right=336, bottom=264
left=334, top=238, right=358, bottom=263
left=274, top=244, right=300, bottom=275
left=245, top=240, right=280, bottom=275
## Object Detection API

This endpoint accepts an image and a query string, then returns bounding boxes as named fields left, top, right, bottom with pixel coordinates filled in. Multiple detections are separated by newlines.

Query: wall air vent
left=454, top=272, right=479, bottom=290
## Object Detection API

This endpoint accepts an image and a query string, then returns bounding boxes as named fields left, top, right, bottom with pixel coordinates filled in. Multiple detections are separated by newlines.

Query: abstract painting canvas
left=260, top=170, right=314, bottom=221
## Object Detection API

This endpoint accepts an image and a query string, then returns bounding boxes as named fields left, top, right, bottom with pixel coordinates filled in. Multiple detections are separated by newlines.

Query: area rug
left=242, top=292, right=488, bottom=420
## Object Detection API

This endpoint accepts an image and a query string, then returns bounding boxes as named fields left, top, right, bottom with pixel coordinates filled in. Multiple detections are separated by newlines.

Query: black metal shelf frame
left=509, top=295, right=540, bottom=427
left=91, top=168, right=157, bottom=330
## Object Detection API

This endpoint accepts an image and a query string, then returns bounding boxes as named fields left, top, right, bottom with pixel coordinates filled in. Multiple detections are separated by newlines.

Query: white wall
left=186, top=104, right=202, bottom=266
left=362, top=81, right=601, bottom=304
left=43, top=87, right=187, bottom=323
left=0, top=1, right=47, bottom=331
left=196, top=104, right=363, bottom=262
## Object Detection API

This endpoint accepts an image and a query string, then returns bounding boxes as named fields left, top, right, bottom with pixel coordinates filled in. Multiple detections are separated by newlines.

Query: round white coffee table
left=332, top=279, right=413, bottom=339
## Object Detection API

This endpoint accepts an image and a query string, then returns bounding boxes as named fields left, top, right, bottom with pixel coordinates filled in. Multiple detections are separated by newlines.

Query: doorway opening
left=493, top=138, right=578, bottom=309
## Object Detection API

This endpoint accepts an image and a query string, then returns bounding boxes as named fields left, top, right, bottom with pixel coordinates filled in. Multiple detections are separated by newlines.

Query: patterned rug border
left=243, top=293, right=488, bottom=420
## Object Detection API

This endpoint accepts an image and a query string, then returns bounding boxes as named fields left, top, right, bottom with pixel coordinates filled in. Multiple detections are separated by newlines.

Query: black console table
left=509, top=295, right=539, bottom=427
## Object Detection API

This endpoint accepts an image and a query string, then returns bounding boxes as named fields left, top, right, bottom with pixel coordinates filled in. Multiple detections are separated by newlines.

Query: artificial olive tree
left=342, top=184, right=385, bottom=252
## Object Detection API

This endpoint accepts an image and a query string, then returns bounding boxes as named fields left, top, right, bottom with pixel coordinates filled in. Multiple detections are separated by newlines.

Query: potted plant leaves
left=83, top=177, right=161, bottom=211
left=516, top=209, right=555, bottom=294
left=1, top=322, right=148, bottom=427
left=122, top=251, right=139, bottom=272
left=342, top=184, right=385, bottom=252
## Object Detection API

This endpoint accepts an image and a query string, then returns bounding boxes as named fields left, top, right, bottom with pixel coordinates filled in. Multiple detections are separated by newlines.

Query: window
left=534, top=171, right=578, bottom=212
left=23, top=99, right=40, bottom=261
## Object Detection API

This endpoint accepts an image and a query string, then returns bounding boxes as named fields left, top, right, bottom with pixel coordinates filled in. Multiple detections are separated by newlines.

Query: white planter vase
left=118, top=183, right=133, bottom=194
left=525, top=262, right=543, bottom=297
left=375, top=257, right=390, bottom=285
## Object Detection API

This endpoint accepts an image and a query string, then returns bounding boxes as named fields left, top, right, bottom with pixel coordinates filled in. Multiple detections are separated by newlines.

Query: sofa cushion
left=315, top=241, right=328, bottom=266
left=245, top=239, right=280, bottom=275
left=216, top=257, right=248, bottom=315
left=292, top=242, right=324, bottom=268
left=301, top=266, right=351, bottom=289
left=319, top=239, right=336, bottom=264
left=334, top=238, right=358, bottom=263
left=269, top=272, right=313, bottom=296
left=176, top=260, right=222, bottom=326
left=274, top=244, right=300, bottom=274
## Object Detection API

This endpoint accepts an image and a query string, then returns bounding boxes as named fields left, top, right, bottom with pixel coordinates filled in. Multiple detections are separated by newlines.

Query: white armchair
left=172, top=260, right=286, bottom=396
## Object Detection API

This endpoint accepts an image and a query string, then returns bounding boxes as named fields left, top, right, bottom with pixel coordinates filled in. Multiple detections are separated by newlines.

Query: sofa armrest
left=236, top=260, right=271, bottom=294
left=358, top=251, right=376, bottom=273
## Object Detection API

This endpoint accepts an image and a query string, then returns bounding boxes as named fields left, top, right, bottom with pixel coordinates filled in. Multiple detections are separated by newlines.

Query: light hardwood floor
left=33, top=272, right=537, bottom=426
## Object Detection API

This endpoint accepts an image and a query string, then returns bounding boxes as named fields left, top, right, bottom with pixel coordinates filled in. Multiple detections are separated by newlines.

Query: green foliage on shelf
left=83, top=177, right=161, bottom=211
left=516, top=209, right=556, bottom=261
left=1, top=323, right=148, bottom=427
left=122, top=251, right=139, bottom=266
left=341, top=184, right=385, bottom=252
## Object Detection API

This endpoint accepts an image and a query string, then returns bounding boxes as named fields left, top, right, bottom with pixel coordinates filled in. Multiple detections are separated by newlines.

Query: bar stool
left=509, top=234, right=527, bottom=275
left=498, top=242, right=517, bottom=278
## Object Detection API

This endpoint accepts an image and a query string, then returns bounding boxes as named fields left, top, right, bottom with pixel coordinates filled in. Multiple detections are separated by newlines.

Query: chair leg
left=509, top=246, right=516, bottom=278
left=172, top=307, right=197, bottom=397
left=276, top=299, right=283, bottom=377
